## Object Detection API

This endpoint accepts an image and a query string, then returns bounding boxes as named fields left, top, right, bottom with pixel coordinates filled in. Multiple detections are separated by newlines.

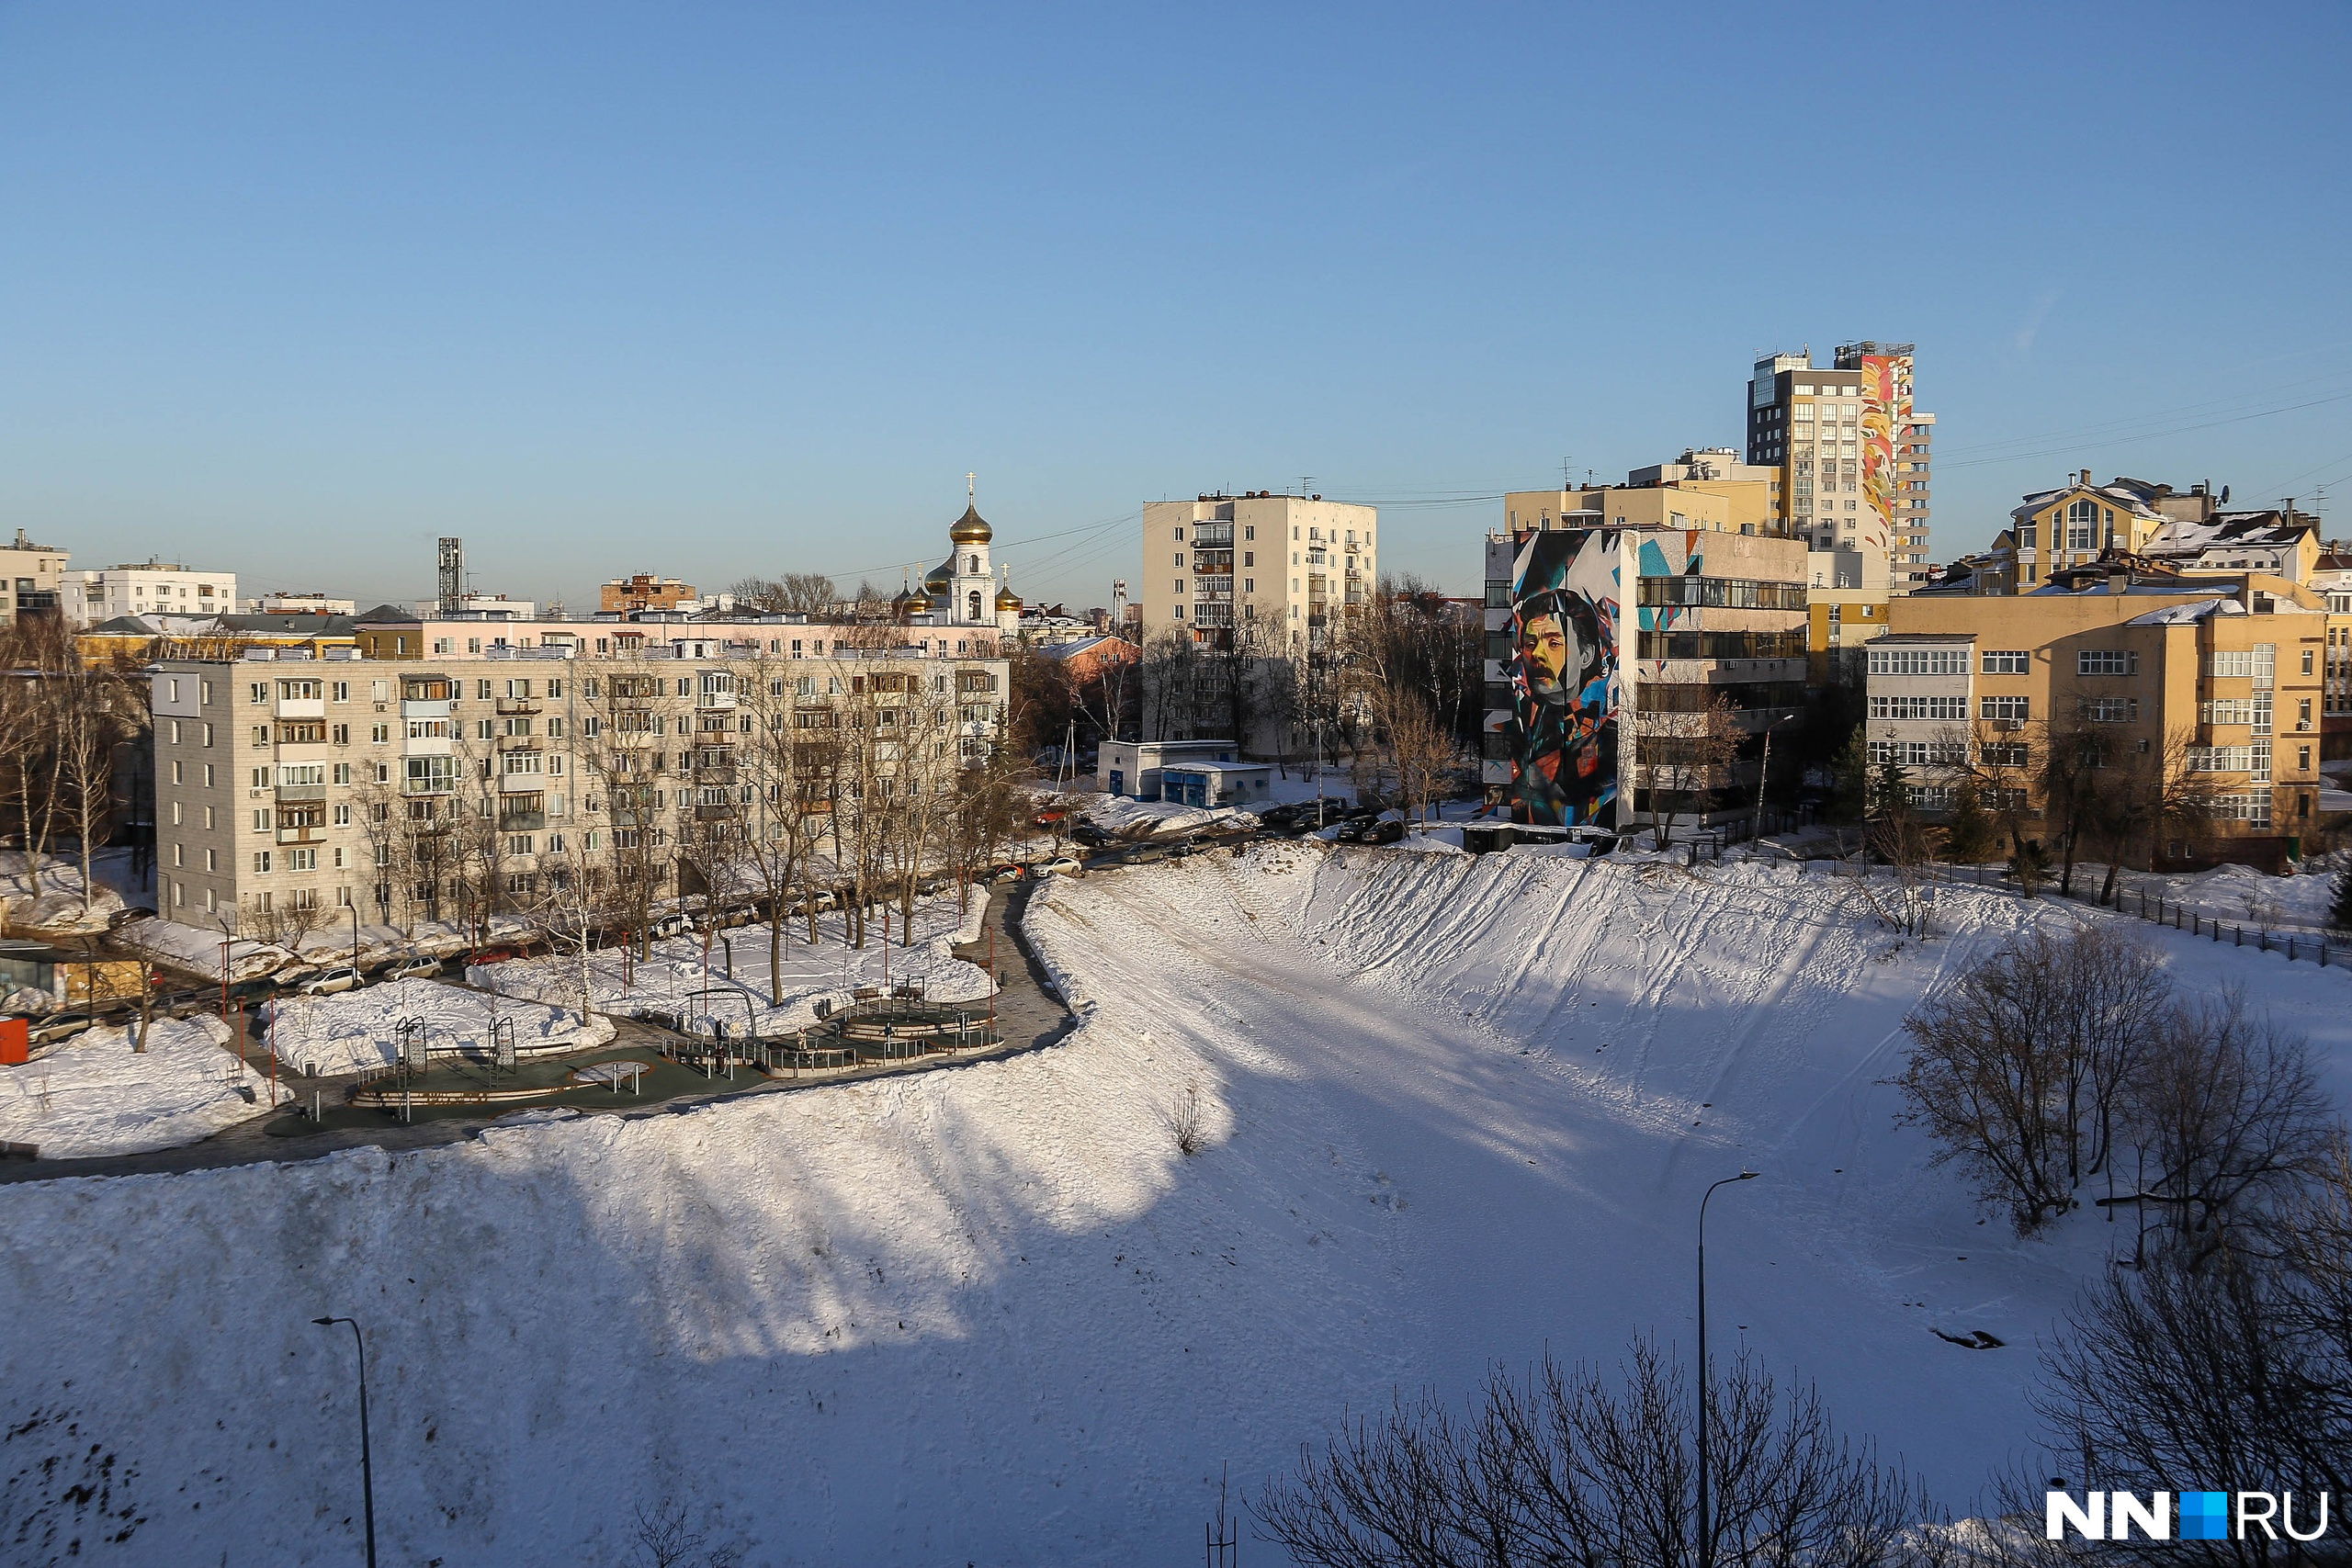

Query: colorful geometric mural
left=1498, top=529, right=1620, bottom=827
left=1857, top=352, right=1912, bottom=554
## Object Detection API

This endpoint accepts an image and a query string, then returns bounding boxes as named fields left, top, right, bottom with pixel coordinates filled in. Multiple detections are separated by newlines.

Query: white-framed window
left=1980, top=695, right=2030, bottom=722
left=2076, top=649, right=2137, bottom=676
left=1867, top=694, right=1968, bottom=720
left=2078, top=697, right=2140, bottom=723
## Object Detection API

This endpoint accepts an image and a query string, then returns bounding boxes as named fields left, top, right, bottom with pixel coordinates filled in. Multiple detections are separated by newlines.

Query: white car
left=384, top=956, right=441, bottom=981
left=299, top=966, right=364, bottom=997
left=1035, top=857, right=1081, bottom=877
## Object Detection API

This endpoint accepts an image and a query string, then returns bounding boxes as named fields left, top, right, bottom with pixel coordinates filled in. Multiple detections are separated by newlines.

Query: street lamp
left=347, top=902, right=361, bottom=978
left=1696, top=1171, right=1758, bottom=1568
left=1752, top=714, right=1799, bottom=842
left=311, top=1316, right=378, bottom=1568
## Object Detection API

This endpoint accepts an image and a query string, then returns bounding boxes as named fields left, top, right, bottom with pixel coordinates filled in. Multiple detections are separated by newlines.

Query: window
left=2210, top=791, right=2273, bottom=828
left=332, top=682, right=348, bottom=702
left=2077, top=697, right=2140, bottom=723
left=2066, top=498, right=2100, bottom=550
left=1867, top=646, right=1968, bottom=675
left=1980, top=696, right=2030, bottom=722
left=2076, top=649, right=2137, bottom=676
left=371, top=723, right=390, bottom=743
left=2207, top=647, right=2278, bottom=684
left=1981, top=650, right=2030, bottom=674
left=254, top=851, right=272, bottom=873
left=287, top=848, right=317, bottom=872
left=1868, top=694, right=1968, bottom=720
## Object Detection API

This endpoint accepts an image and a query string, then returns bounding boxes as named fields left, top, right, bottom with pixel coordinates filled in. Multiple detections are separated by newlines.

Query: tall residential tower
left=1745, top=344, right=1935, bottom=591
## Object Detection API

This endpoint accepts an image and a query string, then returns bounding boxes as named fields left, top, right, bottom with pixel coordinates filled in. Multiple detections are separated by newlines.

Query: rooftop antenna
left=1299, top=475, right=1316, bottom=497
left=1562, top=456, right=1575, bottom=488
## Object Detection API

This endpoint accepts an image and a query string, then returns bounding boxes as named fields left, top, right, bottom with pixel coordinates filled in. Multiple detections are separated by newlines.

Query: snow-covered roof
left=2124, top=597, right=2246, bottom=626
left=2142, top=510, right=2315, bottom=558
left=1160, top=761, right=1272, bottom=776
left=2010, top=482, right=2166, bottom=525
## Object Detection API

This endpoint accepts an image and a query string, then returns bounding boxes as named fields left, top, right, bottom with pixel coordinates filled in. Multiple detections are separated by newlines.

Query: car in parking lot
left=27, top=1010, right=96, bottom=1047
left=1070, top=823, right=1113, bottom=849
left=383, top=955, right=442, bottom=981
left=299, top=966, right=365, bottom=996
left=1034, top=856, right=1081, bottom=877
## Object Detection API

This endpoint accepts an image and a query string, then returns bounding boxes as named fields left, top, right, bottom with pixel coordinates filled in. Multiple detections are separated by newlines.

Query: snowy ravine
left=3, top=849, right=2348, bottom=1565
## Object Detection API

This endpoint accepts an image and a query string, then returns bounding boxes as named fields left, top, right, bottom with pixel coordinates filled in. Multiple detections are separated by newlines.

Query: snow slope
left=0, top=850, right=2346, bottom=1564
left=0, top=1015, right=287, bottom=1158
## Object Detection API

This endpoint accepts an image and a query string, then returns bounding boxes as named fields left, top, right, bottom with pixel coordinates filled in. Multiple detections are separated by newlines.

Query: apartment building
left=601, top=575, right=698, bottom=614
left=245, top=592, right=357, bottom=615
left=1744, top=344, right=1937, bottom=589
left=1140, top=491, right=1376, bottom=648
left=150, top=637, right=1011, bottom=934
left=1482, top=504, right=1808, bottom=832
left=0, top=531, right=70, bottom=625
left=66, top=559, right=233, bottom=626
left=1875, top=559, right=2333, bottom=863
left=1965, top=474, right=2322, bottom=593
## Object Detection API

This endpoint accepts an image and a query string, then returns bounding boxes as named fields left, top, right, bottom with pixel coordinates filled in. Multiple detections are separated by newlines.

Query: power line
left=1936, top=387, right=2352, bottom=472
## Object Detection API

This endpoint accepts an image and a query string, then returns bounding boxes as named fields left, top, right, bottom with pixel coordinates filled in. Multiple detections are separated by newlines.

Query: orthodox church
left=907, top=480, right=1023, bottom=635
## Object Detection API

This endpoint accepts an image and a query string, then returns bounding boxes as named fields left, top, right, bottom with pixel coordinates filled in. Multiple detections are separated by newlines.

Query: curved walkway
left=0, top=882, right=1078, bottom=1186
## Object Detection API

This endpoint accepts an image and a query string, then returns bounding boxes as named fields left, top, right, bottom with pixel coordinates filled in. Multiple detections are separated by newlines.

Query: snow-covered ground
left=260, top=978, right=617, bottom=1075
left=0, top=1015, right=287, bottom=1158
left=0, top=850, right=128, bottom=936
left=469, top=896, right=991, bottom=1039
left=1, top=849, right=2347, bottom=1563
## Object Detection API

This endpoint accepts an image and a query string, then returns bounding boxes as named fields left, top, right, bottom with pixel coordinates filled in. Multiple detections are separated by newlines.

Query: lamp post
left=1752, top=714, right=1798, bottom=842
left=1696, top=1171, right=1758, bottom=1568
left=311, top=1315, right=378, bottom=1568
left=347, top=902, right=361, bottom=978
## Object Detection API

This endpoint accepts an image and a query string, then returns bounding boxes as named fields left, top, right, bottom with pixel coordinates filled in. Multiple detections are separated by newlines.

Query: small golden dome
left=995, top=582, right=1023, bottom=611
left=950, top=503, right=993, bottom=545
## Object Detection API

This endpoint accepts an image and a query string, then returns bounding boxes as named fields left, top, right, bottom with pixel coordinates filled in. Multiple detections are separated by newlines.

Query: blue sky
left=3, top=2, right=2348, bottom=612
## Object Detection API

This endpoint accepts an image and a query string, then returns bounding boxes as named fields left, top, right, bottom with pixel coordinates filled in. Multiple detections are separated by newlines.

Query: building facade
left=1139, top=492, right=1376, bottom=648
left=1482, top=513, right=1807, bottom=832
left=600, top=575, right=698, bottom=614
left=0, top=532, right=70, bottom=626
left=151, top=637, right=1010, bottom=934
left=1744, top=344, right=1936, bottom=589
left=67, top=560, right=234, bottom=626
left=1875, top=562, right=2334, bottom=863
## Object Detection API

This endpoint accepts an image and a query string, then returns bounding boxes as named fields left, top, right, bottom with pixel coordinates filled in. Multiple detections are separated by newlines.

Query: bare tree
left=1894, top=926, right=2174, bottom=1232
left=1257, top=1335, right=1942, bottom=1568
left=1636, top=694, right=1745, bottom=851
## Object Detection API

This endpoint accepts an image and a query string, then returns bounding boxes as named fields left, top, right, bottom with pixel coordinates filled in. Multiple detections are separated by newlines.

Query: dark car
left=1363, top=818, right=1407, bottom=845
left=1071, top=823, right=1113, bottom=849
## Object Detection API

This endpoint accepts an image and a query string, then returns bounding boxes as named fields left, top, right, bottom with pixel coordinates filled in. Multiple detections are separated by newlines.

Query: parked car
left=385, top=956, right=442, bottom=981
left=1363, top=818, right=1407, bottom=845
left=299, top=966, right=364, bottom=997
left=1035, top=856, right=1081, bottom=876
left=27, top=1010, right=96, bottom=1047
left=988, top=865, right=1025, bottom=885
left=1166, top=838, right=1200, bottom=860
left=1071, top=823, right=1113, bottom=849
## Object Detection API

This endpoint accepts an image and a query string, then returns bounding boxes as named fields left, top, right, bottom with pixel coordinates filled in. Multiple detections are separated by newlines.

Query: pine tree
left=2331, top=863, right=2352, bottom=934
left=1829, top=730, right=1871, bottom=823
left=1941, top=784, right=1996, bottom=865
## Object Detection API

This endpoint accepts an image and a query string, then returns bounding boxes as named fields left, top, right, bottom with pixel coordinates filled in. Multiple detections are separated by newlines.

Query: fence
left=2086, top=881, right=2346, bottom=968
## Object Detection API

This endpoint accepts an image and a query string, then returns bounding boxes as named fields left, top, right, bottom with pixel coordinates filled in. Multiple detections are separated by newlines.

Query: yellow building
left=1967, top=474, right=2322, bottom=592
left=1877, top=559, right=2333, bottom=865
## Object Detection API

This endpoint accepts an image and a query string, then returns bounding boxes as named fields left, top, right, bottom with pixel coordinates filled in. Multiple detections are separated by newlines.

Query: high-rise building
left=1744, top=344, right=1936, bottom=591
left=0, top=531, right=70, bottom=625
left=1139, top=491, right=1375, bottom=649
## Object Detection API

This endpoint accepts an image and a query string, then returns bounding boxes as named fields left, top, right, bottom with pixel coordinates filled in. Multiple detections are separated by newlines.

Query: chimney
left=2080, top=468, right=2093, bottom=487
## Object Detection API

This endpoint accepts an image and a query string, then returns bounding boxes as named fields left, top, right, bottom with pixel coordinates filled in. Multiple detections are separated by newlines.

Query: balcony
left=1192, top=524, right=1234, bottom=547
left=693, top=804, right=734, bottom=823
left=497, top=810, right=547, bottom=832
left=275, top=698, right=324, bottom=720
left=495, top=733, right=543, bottom=751
left=693, top=764, right=737, bottom=785
left=401, top=699, right=454, bottom=719
left=495, top=697, right=541, bottom=716
left=277, top=825, right=325, bottom=845
left=274, top=784, right=327, bottom=803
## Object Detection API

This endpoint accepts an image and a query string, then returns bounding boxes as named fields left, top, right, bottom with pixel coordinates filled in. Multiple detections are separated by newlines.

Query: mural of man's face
left=1520, top=611, right=1571, bottom=695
